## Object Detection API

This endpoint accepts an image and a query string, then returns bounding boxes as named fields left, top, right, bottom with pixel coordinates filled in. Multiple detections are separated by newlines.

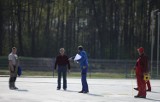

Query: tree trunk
left=17, top=0, right=24, bottom=55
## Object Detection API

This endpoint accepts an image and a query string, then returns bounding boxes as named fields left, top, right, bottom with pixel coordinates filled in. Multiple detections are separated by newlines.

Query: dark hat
left=78, top=45, right=83, bottom=51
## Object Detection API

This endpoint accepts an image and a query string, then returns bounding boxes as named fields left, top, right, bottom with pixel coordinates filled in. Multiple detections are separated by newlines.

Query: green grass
left=0, top=69, right=125, bottom=78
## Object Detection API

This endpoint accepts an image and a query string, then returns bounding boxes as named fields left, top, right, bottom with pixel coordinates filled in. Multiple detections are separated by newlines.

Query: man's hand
left=74, top=60, right=79, bottom=63
left=69, top=57, right=73, bottom=61
left=9, top=61, right=14, bottom=72
left=10, top=67, right=14, bottom=72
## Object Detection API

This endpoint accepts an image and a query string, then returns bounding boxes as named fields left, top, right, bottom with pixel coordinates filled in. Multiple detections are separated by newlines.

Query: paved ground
left=0, top=77, right=160, bottom=102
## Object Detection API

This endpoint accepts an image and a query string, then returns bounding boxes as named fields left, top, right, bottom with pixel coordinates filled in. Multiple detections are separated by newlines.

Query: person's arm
left=68, top=56, right=75, bottom=61
left=54, top=57, right=58, bottom=70
left=8, top=54, right=14, bottom=72
left=15, top=55, right=18, bottom=73
left=9, top=60, right=14, bottom=72
left=140, top=57, right=147, bottom=74
left=67, top=56, right=71, bottom=70
left=133, top=62, right=138, bottom=71
left=144, top=56, right=148, bottom=73
left=77, top=52, right=86, bottom=63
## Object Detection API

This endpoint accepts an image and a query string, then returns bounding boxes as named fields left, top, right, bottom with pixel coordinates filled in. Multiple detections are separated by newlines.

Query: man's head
left=59, top=48, right=65, bottom=55
left=137, top=47, right=144, bottom=55
left=12, top=47, right=17, bottom=54
left=78, top=45, right=83, bottom=52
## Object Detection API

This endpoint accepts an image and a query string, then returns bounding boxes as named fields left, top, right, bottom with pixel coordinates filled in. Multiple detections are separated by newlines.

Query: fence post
left=125, top=65, right=127, bottom=78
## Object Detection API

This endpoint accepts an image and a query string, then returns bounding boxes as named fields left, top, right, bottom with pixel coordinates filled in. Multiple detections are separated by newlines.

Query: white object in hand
left=74, top=54, right=81, bottom=61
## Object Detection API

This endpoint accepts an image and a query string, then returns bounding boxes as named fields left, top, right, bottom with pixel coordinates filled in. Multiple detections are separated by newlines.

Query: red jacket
left=136, top=54, right=148, bottom=76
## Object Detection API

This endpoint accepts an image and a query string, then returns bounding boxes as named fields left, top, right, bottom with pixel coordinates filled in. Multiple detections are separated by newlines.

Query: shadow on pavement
left=87, top=93, right=103, bottom=97
left=16, top=89, right=29, bottom=92
left=65, top=89, right=78, bottom=93
left=149, top=91, right=160, bottom=93
left=146, top=98, right=160, bottom=101
left=61, top=89, right=103, bottom=97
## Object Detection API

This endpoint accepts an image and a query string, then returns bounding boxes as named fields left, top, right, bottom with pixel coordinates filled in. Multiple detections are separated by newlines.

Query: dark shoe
left=63, top=88, right=66, bottom=91
left=13, top=86, right=18, bottom=90
left=134, top=95, right=146, bottom=98
left=146, top=89, right=151, bottom=92
left=78, top=91, right=83, bottom=93
left=83, top=91, right=89, bottom=93
left=134, top=88, right=138, bottom=91
left=9, top=87, right=15, bottom=90
left=139, top=96, right=146, bottom=98
left=57, top=88, right=60, bottom=90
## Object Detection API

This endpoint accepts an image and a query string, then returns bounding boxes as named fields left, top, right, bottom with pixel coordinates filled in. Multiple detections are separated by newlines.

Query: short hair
left=78, top=45, right=83, bottom=51
left=60, top=48, right=65, bottom=52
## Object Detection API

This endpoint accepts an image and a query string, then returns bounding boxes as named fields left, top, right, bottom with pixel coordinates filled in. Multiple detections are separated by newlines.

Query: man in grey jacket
left=8, top=47, right=18, bottom=90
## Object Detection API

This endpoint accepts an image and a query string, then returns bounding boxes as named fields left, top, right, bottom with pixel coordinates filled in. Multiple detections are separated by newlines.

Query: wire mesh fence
left=0, top=56, right=159, bottom=78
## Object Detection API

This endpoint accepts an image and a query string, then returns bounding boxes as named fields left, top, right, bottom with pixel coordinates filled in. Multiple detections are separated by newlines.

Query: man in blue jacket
left=76, top=46, right=89, bottom=93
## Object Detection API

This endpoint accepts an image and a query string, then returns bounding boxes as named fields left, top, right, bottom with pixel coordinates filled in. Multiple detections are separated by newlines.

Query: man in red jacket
left=134, top=47, right=148, bottom=98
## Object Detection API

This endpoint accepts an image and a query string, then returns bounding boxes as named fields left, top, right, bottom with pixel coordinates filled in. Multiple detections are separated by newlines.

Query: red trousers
left=146, top=80, right=151, bottom=90
left=136, top=74, right=146, bottom=96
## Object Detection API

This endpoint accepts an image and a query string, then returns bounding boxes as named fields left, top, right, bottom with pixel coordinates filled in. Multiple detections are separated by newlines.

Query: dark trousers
left=57, top=66, right=67, bottom=89
left=81, top=66, right=89, bottom=92
left=9, top=77, right=17, bottom=87
left=9, top=66, right=17, bottom=88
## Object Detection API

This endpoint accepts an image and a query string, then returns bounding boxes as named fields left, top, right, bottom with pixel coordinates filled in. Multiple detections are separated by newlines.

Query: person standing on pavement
left=54, top=48, right=70, bottom=90
left=70, top=46, right=89, bottom=93
left=8, top=47, right=19, bottom=90
left=134, top=48, right=151, bottom=92
left=134, top=47, right=148, bottom=98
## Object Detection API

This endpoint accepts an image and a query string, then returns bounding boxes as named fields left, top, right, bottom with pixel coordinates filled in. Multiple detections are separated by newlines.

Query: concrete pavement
left=0, top=77, right=160, bottom=102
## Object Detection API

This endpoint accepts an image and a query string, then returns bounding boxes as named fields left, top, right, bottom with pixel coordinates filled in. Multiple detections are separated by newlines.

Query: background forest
left=0, top=0, right=160, bottom=60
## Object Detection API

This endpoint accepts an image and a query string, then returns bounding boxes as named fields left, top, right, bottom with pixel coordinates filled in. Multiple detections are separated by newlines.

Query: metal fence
left=0, top=57, right=159, bottom=78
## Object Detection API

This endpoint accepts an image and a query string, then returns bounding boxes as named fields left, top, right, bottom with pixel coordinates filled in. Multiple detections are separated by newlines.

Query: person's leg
left=146, top=80, right=151, bottom=91
left=79, top=68, right=84, bottom=93
left=139, top=77, right=146, bottom=97
left=63, top=67, right=67, bottom=90
left=135, top=75, right=146, bottom=98
left=57, top=67, right=62, bottom=89
left=83, top=67, right=88, bottom=93
left=134, top=74, right=139, bottom=91
left=135, top=75, right=141, bottom=97
left=13, top=76, right=18, bottom=89
left=9, top=77, right=14, bottom=89
left=82, top=73, right=89, bottom=93
left=79, top=67, right=89, bottom=93
left=78, top=73, right=84, bottom=93
left=9, top=67, right=17, bottom=89
left=85, top=75, right=89, bottom=92
left=9, top=77, right=11, bottom=88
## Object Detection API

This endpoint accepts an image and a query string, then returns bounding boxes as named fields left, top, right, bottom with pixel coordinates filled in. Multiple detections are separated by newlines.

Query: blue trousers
left=81, top=66, right=89, bottom=92
left=57, top=66, right=67, bottom=89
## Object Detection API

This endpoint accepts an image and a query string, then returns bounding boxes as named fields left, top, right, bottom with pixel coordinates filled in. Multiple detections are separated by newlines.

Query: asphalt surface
left=0, top=77, right=160, bottom=102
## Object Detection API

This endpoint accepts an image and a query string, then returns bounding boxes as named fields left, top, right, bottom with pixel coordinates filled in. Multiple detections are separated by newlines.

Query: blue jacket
left=77, top=50, right=88, bottom=68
